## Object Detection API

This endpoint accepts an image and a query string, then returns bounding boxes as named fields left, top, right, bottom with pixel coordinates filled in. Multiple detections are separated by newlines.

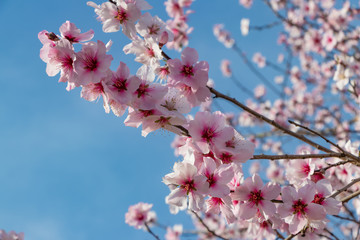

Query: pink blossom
left=81, top=80, right=111, bottom=113
left=45, top=38, right=77, bottom=85
left=220, top=59, right=232, bottom=77
left=74, top=40, right=113, bottom=86
left=165, top=224, right=183, bottom=240
left=103, top=61, right=141, bottom=105
left=247, top=221, right=277, bottom=240
left=239, top=0, right=253, bottom=8
left=0, top=230, right=24, bottom=240
left=206, top=196, right=236, bottom=224
left=252, top=52, right=266, bottom=68
left=163, top=162, right=208, bottom=212
left=240, top=18, right=250, bottom=36
left=188, top=111, right=234, bottom=153
left=131, top=67, right=168, bottom=110
left=199, top=157, right=233, bottom=198
left=213, top=24, right=234, bottom=48
left=59, top=21, right=94, bottom=43
left=125, top=202, right=156, bottom=229
left=254, top=84, right=266, bottom=99
left=231, top=174, right=280, bottom=221
left=123, top=37, right=163, bottom=69
left=278, top=184, right=327, bottom=234
left=213, top=129, right=255, bottom=164
left=311, top=179, right=341, bottom=215
left=168, top=47, right=209, bottom=91
left=136, top=12, right=172, bottom=42
left=87, top=0, right=141, bottom=38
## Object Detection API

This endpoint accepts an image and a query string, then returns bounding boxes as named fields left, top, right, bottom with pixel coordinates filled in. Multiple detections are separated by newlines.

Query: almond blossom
left=125, top=202, right=156, bottom=229
left=278, top=184, right=327, bottom=234
left=87, top=0, right=141, bottom=38
left=59, top=21, right=94, bottom=43
left=74, top=40, right=113, bottom=86
left=231, top=174, right=280, bottom=221
left=163, top=162, right=208, bottom=212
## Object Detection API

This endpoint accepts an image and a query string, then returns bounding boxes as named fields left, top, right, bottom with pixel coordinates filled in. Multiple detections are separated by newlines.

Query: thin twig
left=249, top=21, right=281, bottom=31
left=251, top=153, right=346, bottom=160
left=331, top=214, right=360, bottom=224
left=288, top=120, right=346, bottom=154
left=324, top=228, right=340, bottom=240
left=144, top=222, right=161, bottom=240
left=341, top=189, right=360, bottom=203
left=208, top=87, right=337, bottom=154
left=190, top=210, right=229, bottom=240
left=330, top=177, right=360, bottom=198
left=232, top=44, right=282, bottom=96
left=315, top=160, right=352, bottom=173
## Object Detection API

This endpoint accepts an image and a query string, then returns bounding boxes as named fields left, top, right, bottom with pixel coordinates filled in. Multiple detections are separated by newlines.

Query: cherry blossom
left=278, top=184, right=327, bottom=234
left=74, top=40, right=113, bottom=86
left=231, top=174, right=280, bottom=221
left=125, top=202, right=156, bottom=229
left=163, top=162, right=208, bottom=212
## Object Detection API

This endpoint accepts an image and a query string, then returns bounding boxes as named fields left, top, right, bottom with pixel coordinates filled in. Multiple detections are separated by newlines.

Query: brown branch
left=288, top=120, right=346, bottom=154
left=315, top=160, right=352, bottom=173
left=232, top=44, right=282, bottom=96
left=331, top=214, right=360, bottom=224
left=251, top=153, right=346, bottom=161
left=330, top=177, right=360, bottom=198
left=144, top=222, right=161, bottom=240
left=341, top=189, right=360, bottom=203
left=324, top=228, right=340, bottom=240
left=208, top=87, right=336, bottom=154
left=190, top=210, right=229, bottom=240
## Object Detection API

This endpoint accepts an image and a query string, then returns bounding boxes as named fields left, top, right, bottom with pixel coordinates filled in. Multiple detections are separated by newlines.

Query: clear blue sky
left=0, top=0, right=281, bottom=239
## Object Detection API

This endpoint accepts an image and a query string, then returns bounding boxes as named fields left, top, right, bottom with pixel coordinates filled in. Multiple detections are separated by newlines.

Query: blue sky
left=0, top=0, right=282, bottom=239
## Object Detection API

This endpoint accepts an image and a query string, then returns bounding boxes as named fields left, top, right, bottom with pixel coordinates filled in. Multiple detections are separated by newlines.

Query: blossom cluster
left=35, top=0, right=360, bottom=239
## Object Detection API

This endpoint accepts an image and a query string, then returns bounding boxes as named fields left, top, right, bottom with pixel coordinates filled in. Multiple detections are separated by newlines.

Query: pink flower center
left=259, top=221, right=269, bottom=229
left=147, top=48, right=155, bottom=57
left=292, top=199, right=308, bottom=216
left=136, top=83, right=149, bottom=98
left=139, top=109, right=154, bottom=117
left=135, top=212, right=145, bottom=222
left=148, top=24, right=160, bottom=35
left=201, top=127, right=216, bottom=143
left=93, top=82, right=104, bottom=93
left=312, top=193, right=325, bottom=205
left=248, top=189, right=263, bottom=205
left=181, top=179, right=196, bottom=195
left=220, top=152, right=233, bottom=164
left=225, top=140, right=235, bottom=148
left=84, top=57, right=98, bottom=71
left=181, top=65, right=194, bottom=77
left=302, top=164, right=310, bottom=175
left=113, top=78, right=127, bottom=92
left=311, top=172, right=324, bottom=183
left=211, top=197, right=223, bottom=205
left=65, top=35, right=77, bottom=43
left=155, top=116, right=171, bottom=126
left=115, top=8, right=128, bottom=24
left=206, top=173, right=216, bottom=187
left=61, top=55, right=74, bottom=70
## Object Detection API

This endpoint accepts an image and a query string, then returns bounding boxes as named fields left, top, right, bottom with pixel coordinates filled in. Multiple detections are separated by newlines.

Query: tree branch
left=190, top=210, right=229, bottom=240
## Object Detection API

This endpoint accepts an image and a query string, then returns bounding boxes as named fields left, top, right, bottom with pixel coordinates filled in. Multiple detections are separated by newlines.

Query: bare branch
left=190, top=210, right=229, bottom=240
left=144, top=222, right=161, bottom=240
left=288, top=120, right=346, bottom=154
left=330, top=177, right=360, bottom=198
left=341, top=189, right=360, bottom=203
left=251, top=153, right=346, bottom=160
left=208, top=87, right=336, bottom=154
